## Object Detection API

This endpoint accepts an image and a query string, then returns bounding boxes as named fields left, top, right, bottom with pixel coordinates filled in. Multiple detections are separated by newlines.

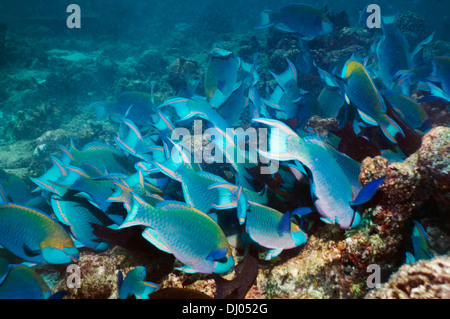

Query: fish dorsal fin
left=50, top=195, right=70, bottom=226
left=154, top=200, right=193, bottom=212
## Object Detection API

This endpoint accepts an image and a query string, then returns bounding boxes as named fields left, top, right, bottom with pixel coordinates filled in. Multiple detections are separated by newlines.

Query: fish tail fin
left=87, top=101, right=108, bottom=121
left=108, top=181, right=132, bottom=205
left=255, top=10, right=274, bottom=30
left=119, top=193, right=156, bottom=229
left=151, top=151, right=184, bottom=181
left=427, top=82, right=450, bottom=102
left=68, top=137, right=80, bottom=156
left=381, top=11, right=398, bottom=34
left=252, top=118, right=300, bottom=161
left=152, top=109, right=175, bottom=133
left=159, top=98, right=193, bottom=121
left=208, top=183, right=237, bottom=210
left=380, top=116, right=405, bottom=143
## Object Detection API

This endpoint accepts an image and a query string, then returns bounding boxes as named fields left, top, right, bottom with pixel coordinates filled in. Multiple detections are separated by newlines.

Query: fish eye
left=216, top=256, right=229, bottom=264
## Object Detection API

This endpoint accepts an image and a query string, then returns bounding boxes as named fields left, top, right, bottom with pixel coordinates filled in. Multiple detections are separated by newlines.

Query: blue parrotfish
left=0, top=203, right=79, bottom=264
left=341, top=60, right=405, bottom=144
left=318, top=85, right=345, bottom=119
left=208, top=182, right=269, bottom=212
left=159, top=96, right=231, bottom=130
left=59, top=139, right=135, bottom=177
left=114, top=118, right=167, bottom=163
left=119, top=194, right=234, bottom=274
left=382, top=90, right=428, bottom=130
left=118, top=266, right=160, bottom=299
left=0, top=170, right=34, bottom=205
left=376, top=12, right=411, bottom=94
left=0, top=265, right=52, bottom=299
left=268, top=58, right=306, bottom=103
left=406, top=220, right=433, bottom=264
left=114, top=118, right=156, bottom=161
left=48, top=164, right=116, bottom=213
left=50, top=194, right=113, bottom=251
left=253, top=118, right=384, bottom=229
left=255, top=3, right=333, bottom=40
left=204, top=48, right=241, bottom=108
left=29, top=152, right=72, bottom=194
left=88, top=87, right=157, bottom=126
left=425, top=56, right=450, bottom=101
left=231, top=185, right=307, bottom=260
left=295, top=38, right=313, bottom=74
left=107, top=171, right=164, bottom=211
left=152, top=142, right=231, bottom=214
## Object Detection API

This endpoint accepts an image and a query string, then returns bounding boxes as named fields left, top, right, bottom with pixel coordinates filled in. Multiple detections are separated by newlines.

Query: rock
left=135, top=50, right=168, bottom=76
left=365, top=256, right=450, bottom=299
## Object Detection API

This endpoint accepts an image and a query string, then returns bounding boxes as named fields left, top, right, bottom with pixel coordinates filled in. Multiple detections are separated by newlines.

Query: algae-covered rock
left=52, top=246, right=172, bottom=299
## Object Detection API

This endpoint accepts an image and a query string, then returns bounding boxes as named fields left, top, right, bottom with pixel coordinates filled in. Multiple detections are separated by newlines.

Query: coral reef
left=249, top=126, right=449, bottom=299
left=365, top=256, right=450, bottom=299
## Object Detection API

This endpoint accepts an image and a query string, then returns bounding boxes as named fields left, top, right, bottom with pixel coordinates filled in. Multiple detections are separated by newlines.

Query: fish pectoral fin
left=206, top=247, right=228, bottom=261
left=264, top=248, right=283, bottom=260
left=291, top=207, right=313, bottom=216
left=141, top=227, right=171, bottom=254
left=357, top=109, right=378, bottom=126
left=23, top=244, right=41, bottom=259
left=174, top=264, right=198, bottom=274
left=277, top=211, right=292, bottom=236
left=320, top=217, right=334, bottom=225
left=351, top=178, right=384, bottom=206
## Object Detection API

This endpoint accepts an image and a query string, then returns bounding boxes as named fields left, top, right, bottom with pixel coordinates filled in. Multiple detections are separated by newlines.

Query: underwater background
left=0, top=0, right=449, bottom=299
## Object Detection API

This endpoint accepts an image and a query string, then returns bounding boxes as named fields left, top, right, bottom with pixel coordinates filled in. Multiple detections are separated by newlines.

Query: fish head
left=213, top=249, right=235, bottom=274
left=41, top=245, right=79, bottom=264
left=292, top=228, right=308, bottom=246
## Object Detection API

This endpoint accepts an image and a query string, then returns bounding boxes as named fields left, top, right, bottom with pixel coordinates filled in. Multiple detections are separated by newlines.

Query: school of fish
left=0, top=3, right=443, bottom=298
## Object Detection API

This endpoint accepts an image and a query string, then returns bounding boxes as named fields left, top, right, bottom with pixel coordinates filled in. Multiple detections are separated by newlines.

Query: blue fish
left=256, top=3, right=333, bottom=40
left=118, top=266, right=160, bottom=299
left=424, top=56, right=450, bottom=101
left=382, top=90, right=428, bottom=130
left=152, top=142, right=230, bottom=214
left=405, top=220, right=433, bottom=264
left=204, top=48, right=241, bottom=108
left=59, top=139, right=135, bottom=177
left=341, top=60, right=405, bottom=144
left=0, top=265, right=52, bottom=299
left=88, top=87, right=157, bottom=126
left=119, top=194, right=234, bottom=274
left=0, top=203, right=79, bottom=264
left=376, top=12, right=411, bottom=95
left=232, top=186, right=307, bottom=260
left=253, top=118, right=384, bottom=229
left=50, top=194, right=113, bottom=251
